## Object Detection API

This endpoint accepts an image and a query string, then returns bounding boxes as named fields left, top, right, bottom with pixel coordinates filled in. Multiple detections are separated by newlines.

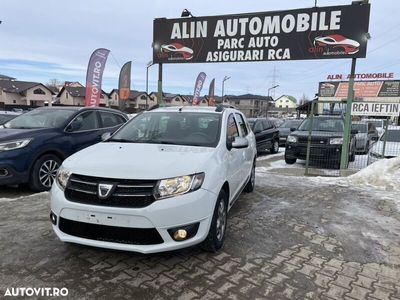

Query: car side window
left=254, top=121, right=263, bottom=133
left=263, top=120, right=272, bottom=130
left=68, top=111, right=99, bottom=132
left=227, top=114, right=239, bottom=142
left=99, top=112, right=125, bottom=128
left=235, top=113, right=248, bottom=136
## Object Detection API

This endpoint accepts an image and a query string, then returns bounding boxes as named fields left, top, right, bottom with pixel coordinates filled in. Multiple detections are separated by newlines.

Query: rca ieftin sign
left=351, top=102, right=400, bottom=117
left=153, top=3, right=370, bottom=64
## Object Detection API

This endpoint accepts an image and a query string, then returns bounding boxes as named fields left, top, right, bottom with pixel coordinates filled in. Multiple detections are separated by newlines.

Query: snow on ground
left=345, top=156, right=400, bottom=192
left=0, top=192, right=48, bottom=202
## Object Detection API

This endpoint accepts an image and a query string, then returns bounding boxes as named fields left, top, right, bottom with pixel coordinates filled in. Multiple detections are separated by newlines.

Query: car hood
left=0, top=128, right=55, bottom=142
left=291, top=130, right=344, bottom=138
left=279, top=128, right=291, bottom=136
left=63, top=142, right=216, bottom=180
left=370, top=141, right=400, bottom=157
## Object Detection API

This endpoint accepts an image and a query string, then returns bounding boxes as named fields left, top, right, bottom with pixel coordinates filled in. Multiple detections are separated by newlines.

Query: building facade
left=274, top=95, right=297, bottom=109
left=57, top=86, right=109, bottom=106
left=225, top=94, right=273, bottom=117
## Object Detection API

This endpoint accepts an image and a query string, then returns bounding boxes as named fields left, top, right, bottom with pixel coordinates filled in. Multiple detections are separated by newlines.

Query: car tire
left=285, top=155, right=296, bottom=164
left=29, top=154, right=62, bottom=192
left=201, top=190, right=228, bottom=253
left=270, top=139, right=279, bottom=154
left=244, top=161, right=255, bottom=193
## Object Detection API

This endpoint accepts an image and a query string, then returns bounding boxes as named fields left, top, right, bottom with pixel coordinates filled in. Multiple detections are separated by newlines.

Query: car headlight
left=56, top=166, right=72, bottom=191
left=155, top=173, right=205, bottom=199
left=0, top=139, right=32, bottom=152
left=287, top=135, right=297, bottom=143
left=330, top=138, right=343, bottom=145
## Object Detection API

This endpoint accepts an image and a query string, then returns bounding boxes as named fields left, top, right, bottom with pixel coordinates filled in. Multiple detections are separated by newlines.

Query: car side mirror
left=232, top=137, right=249, bottom=149
left=290, top=127, right=297, bottom=132
left=101, top=132, right=111, bottom=141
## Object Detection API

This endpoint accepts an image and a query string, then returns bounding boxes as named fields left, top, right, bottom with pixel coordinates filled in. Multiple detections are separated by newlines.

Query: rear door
left=235, top=113, right=253, bottom=183
left=262, top=120, right=274, bottom=148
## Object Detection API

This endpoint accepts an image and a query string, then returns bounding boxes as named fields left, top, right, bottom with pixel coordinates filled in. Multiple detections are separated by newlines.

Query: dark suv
left=284, top=115, right=356, bottom=169
left=0, top=107, right=127, bottom=191
left=248, top=118, right=280, bottom=153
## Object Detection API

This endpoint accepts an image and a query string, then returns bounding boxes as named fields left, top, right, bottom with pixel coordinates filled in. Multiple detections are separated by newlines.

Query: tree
left=299, top=94, right=310, bottom=105
left=46, top=78, right=63, bottom=92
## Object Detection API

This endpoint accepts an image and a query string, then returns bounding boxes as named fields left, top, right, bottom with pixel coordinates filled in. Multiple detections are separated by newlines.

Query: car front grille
left=65, top=174, right=157, bottom=208
left=298, top=136, right=329, bottom=145
left=59, top=217, right=163, bottom=245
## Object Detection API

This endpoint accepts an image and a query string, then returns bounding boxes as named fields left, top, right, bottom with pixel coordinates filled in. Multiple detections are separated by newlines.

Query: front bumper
left=285, top=143, right=342, bottom=162
left=50, top=183, right=217, bottom=253
left=0, top=150, right=30, bottom=185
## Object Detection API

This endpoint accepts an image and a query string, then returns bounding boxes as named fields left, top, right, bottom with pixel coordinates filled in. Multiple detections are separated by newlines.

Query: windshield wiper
left=107, top=138, right=135, bottom=143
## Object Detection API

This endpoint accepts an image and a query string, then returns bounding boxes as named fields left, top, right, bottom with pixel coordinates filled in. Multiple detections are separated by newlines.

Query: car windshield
left=279, top=120, right=302, bottom=128
left=4, top=109, right=76, bottom=129
left=0, top=114, right=17, bottom=125
left=352, top=123, right=367, bottom=133
left=109, top=111, right=222, bottom=147
left=298, top=118, right=344, bottom=132
left=381, top=130, right=400, bottom=142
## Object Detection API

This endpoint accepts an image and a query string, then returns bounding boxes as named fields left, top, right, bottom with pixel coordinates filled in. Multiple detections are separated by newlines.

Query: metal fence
left=303, top=100, right=400, bottom=177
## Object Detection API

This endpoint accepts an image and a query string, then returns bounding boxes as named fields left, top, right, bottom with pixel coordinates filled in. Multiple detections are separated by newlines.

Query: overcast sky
left=0, top=0, right=399, bottom=100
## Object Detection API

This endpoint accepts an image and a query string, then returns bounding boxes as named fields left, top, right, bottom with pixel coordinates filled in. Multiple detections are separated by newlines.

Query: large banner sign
left=118, top=61, right=132, bottom=109
left=319, top=80, right=400, bottom=99
left=192, top=72, right=207, bottom=105
left=85, top=48, right=110, bottom=107
left=153, top=4, right=370, bottom=64
left=351, top=102, right=400, bottom=117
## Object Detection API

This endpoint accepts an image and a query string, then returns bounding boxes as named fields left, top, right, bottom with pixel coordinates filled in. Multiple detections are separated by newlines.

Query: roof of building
left=0, top=80, right=54, bottom=94
left=57, top=86, right=107, bottom=98
left=276, top=95, right=297, bottom=103
left=0, top=74, right=16, bottom=80
left=109, top=89, right=148, bottom=100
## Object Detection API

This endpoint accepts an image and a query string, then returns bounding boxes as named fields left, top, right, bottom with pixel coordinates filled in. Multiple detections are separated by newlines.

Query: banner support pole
left=158, top=63, right=163, bottom=106
left=340, top=57, right=357, bottom=171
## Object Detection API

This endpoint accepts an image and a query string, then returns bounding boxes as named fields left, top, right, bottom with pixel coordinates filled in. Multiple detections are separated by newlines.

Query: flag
left=85, top=48, right=110, bottom=107
left=118, top=61, right=132, bottom=110
left=192, top=72, right=207, bottom=106
left=208, top=78, right=216, bottom=106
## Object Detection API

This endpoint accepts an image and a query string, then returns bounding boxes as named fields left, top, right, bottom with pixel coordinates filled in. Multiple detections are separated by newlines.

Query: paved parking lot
left=1, top=158, right=399, bottom=299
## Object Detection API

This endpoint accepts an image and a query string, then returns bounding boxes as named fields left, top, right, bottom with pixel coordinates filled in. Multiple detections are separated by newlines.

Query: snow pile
left=346, top=157, right=400, bottom=192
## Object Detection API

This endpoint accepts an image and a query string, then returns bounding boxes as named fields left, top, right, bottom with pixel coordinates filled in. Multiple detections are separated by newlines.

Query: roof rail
left=215, top=104, right=237, bottom=112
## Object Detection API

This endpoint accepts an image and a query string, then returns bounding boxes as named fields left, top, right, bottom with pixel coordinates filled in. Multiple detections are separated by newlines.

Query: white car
left=368, top=126, right=400, bottom=164
left=50, top=106, right=257, bottom=253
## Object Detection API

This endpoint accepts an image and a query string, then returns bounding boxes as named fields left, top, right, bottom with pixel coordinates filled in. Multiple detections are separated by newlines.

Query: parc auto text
left=169, top=10, right=342, bottom=61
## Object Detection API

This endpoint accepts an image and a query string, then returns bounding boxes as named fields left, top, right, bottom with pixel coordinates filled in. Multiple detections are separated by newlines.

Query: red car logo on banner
left=314, top=34, right=360, bottom=54
left=161, top=43, right=194, bottom=60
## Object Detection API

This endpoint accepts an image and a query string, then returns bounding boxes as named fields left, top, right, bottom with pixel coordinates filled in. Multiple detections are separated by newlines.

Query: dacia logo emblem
left=98, top=183, right=115, bottom=199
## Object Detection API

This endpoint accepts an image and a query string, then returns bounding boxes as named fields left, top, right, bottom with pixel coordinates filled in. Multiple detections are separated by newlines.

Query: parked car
left=0, top=107, right=128, bottom=191
left=368, top=126, right=400, bottom=164
left=363, top=118, right=385, bottom=137
left=248, top=118, right=280, bottom=153
left=278, top=119, right=303, bottom=146
left=50, top=106, right=257, bottom=253
left=285, top=115, right=356, bottom=169
left=0, top=111, right=21, bottom=126
left=351, top=121, right=379, bottom=154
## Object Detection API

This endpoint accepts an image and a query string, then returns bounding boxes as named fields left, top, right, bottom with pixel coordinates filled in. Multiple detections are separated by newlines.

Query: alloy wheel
left=216, top=200, right=226, bottom=241
left=39, top=160, right=59, bottom=188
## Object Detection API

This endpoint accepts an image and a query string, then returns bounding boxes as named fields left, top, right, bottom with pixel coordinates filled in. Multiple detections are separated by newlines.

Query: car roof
left=34, top=106, right=126, bottom=115
left=145, top=106, right=228, bottom=114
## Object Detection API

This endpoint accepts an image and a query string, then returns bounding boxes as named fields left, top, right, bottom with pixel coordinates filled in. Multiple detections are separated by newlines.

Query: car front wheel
left=29, top=154, right=62, bottom=192
left=270, top=139, right=279, bottom=154
left=202, top=190, right=228, bottom=252
left=285, top=155, right=296, bottom=164
left=244, top=161, right=255, bottom=193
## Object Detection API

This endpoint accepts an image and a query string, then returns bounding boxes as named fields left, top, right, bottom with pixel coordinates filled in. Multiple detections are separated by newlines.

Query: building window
left=235, top=100, right=240, bottom=105
left=279, top=105, right=282, bottom=108
left=286, top=105, right=289, bottom=108
left=115, top=94, right=117, bottom=100
left=286, top=100, right=289, bottom=102
left=13, top=100, right=16, bottom=104
left=66, top=93, right=68, bottom=99
left=33, top=88, right=45, bottom=95
left=141, top=95, right=147, bottom=100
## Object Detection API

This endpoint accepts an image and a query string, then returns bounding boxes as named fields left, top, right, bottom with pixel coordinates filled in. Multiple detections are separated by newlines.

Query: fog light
left=174, top=229, right=187, bottom=241
left=168, top=222, right=200, bottom=242
left=50, top=212, right=57, bottom=225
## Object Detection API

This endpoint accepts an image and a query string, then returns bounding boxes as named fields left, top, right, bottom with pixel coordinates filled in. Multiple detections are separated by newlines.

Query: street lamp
left=266, top=85, right=279, bottom=117
left=222, top=76, right=231, bottom=99
left=146, top=60, right=154, bottom=108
